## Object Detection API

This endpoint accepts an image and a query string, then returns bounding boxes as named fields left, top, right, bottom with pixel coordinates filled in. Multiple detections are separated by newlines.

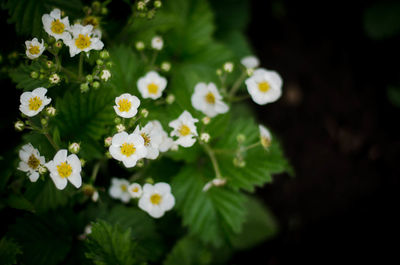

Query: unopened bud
left=14, top=121, right=24, bottom=131
left=80, top=158, right=86, bottom=167
left=38, top=165, right=47, bottom=174
left=141, top=108, right=149, bottom=118
left=45, top=106, right=56, bottom=116
left=216, top=69, right=222, bottom=76
left=92, top=191, right=99, bottom=202
left=30, top=71, right=39, bottom=79
left=145, top=177, right=154, bottom=184
left=135, top=41, right=145, bottom=51
left=100, top=50, right=109, bottom=59
left=161, top=61, right=171, bottom=72
left=233, top=157, right=246, bottom=168
left=137, top=159, right=145, bottom=168
left=223, top=62, right=234, bottom=73
left=212, top=178, right=227, bottom=186
left=154, top=0, right=162, bottom=8
left=92, top=81, right=100, bottom=89
left=101, top=7, right=108, bottom=15
left=69, top=142, right=80, bottom=154
left=100, top=69, right=111, bottom=81
left=166, top=94, right=175, bottom=104
left=236, top=134, right=246, bottom=144
left=104, top=136, right=112, bottom=147
left=40, top=118, right=47, bottom=126
left=116, top=124, right=126, bottom=132
left=200, top=133, right=210, bottom=143
left=105, top=151, right=112, bottom=158
left=80, top=83, right=89, bottom=93
left=114, top=117, right=121, bottom=124
left=246, top=68, right=254, bottom=76
left=96, top=59, right=103, bottom=66
left=202, top=116, right=211, bottom=125
left=86, top=74, right=93, bottom=82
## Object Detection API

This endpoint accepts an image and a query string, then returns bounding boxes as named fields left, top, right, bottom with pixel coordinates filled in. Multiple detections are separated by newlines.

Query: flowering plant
left=0, top=0, right=292, bottom=264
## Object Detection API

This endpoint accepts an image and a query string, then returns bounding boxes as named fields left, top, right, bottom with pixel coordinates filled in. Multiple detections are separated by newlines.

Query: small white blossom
left=161, top=62, right=171, bottom=72
left=241, top=55, right=259, bottom=69
left=259, top=125, right=272, bottom=149
left=223, top=62, right=234, bottom=73
left=92, top=191, right=99, bottom=202
left=25, top=38, right=45, bottom=59
left=128, top=183, right=143, bottom=198
left=169, top=111, right=198, bottom=148
left=138, top=183, right=175, bottom=218
left=109, top=178, right=131, bottom=203
left=151, top=36, right=163, bottom=50
left=17, top=143, right=45, bottom=182
left=191, top=82, right=229, bottom=118
left=64, top=24, right=104, bottom=57
left=100, top=69, right=111, bottom=81
left=116, top=124, right=126, bottom=133
left=49, top=73, right=60, bottom=84
left=68, top=142, right=80, bottom=154
left=113, top=93, right=140, bottom=118
left=109, top=131, right=147, bottom=168
left=84, top=224, right=92, bottom=235
left=137, top=71, right=167, bottom=100
left=42, top=9, right=71, bottom=41
left=151, top=120, right=174, bottom=152
left=19, top=87, right=51, bottom=117
left=202, top=116, right=211, bottom=125
left=45, top=149, right=82, bottom=190
left=200, top=133, right=210, bottom=143
left=134, top=122, right=163, bottom=160
left=245, top=68, right=282, bottom=105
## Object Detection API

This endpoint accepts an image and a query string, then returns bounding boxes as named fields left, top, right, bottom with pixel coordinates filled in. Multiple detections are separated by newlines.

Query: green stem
left=228, top=71, right=247, bottom=98
left=78, top=53, right=84, bottom=78
left=150, top=50, right=158, bottom=68
left=90, top=161, right=101, bottom=183
left=43, top=132, right=59, bottom=150
left=202, top=143, right=223, bottom=179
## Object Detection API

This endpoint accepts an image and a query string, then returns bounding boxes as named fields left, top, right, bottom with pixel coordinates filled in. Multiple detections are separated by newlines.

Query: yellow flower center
left=132, top=186, right=139, bottom=193
left=27, top=154, right=40, bottom=170
left=118, top=99, right=131, bottom=112
left=28, top=45, right=40, bottom=55
left=28, top=96, right=43, bottom=111
left=179, top=124, right=190, bottom=136
left=83, top=16, right=99, bottom=28
left=204, top=92, right=216, bottom=104
left=141, top=133, right=151, bottom=146
left=150, top=193, right=162, bottom=205
left=75, top=34, right=91, bottom=50
left=121, top=184, right=127, bottom=192
left=51, top=19, right=65, bottom=34
left=57, top=162, right=72, bottom=178
left=147, top=83, right=158, bottom=94
left=261, top=136, right=271, bottom=149
left=120, top=143, right=136, bottom=157
left=258, top=81, right=270, bottom=93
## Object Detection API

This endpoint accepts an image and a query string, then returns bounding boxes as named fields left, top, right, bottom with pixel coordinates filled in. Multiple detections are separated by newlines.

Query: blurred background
left=232, top=0, right=400, bottom=264
left=1, top=0, right=399, bottom=264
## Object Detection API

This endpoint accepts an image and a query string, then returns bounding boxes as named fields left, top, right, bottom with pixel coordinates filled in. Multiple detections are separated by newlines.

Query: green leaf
left=210, top=0, right=250, bottom=33
left=8, top=212, right=73, bottom=265
left=163, top=236, right=212, bottom=265
left=364, top=2, right=400, bottom=39
left=172, top=166, right=246, bottom=246
left=216, top=117, right=291, bottom=192
left=387, top=85, right=400, bottom=107
left=5, top=194, right=35, bottom=212
left=2, top=0, right=83, bottom=37
left=0, top=237, right=22, bottom=265
left=85, top=220, right=136, bottom=265
left=9, top=61, right=50, bottom=91
left=231, top=196, right=278, bottom=249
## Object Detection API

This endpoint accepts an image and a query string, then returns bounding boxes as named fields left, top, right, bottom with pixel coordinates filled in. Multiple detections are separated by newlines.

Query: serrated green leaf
left=9, top=61, right=50, bottom=91
left=163, top=236, right=212, bottom=265
left=172, top=166, right=246, bottom=246
left=0, top=237, right=22, bottom=265
left=7, top=212, right=73, bottom=265
left=85, top=220, right=136, bottom=265
left=364, top=2, right=400, bottom=39
left=231, top=196, right=278, bottom=249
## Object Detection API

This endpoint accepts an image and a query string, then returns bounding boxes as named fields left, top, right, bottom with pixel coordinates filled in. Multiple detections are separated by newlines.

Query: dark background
left=232, top=0, right=400, bottom=264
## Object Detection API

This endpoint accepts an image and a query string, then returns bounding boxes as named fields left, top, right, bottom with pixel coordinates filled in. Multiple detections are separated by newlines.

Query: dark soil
left=232, top=0, right=400, bottom=264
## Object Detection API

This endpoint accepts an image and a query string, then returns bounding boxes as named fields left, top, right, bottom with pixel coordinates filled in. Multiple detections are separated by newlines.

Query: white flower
left=169, top=111, right=198, bottom=148
left=42, top=9, right=71, bottom=41
left=137, top=71, right=167, bottom=99
left=113, top=93, right=140, bottom=118
left=45, top=149, right=82, bottom=190
left=49, top=73, right=60, bottom=84
left=138, top=183, right=175, bottom=218
left=17, top=143, right=45, bottom=182
left=100, top=69, right=111, bottom=81
left=128, top=183, right=143, bottom=198
left=116, top=124, right=126, bottom=132
left=223, top=62, right=234, bottom=73
left=241, top=55, right=259, bottom=69
left=151, top=120, right=174, bottom=152
left=259, top=125, right=272, bottom=149
left=161, top=61, right=171, bottom=72
left=191, top=82, right=229, bottom=118
left=245, top=68, right=282, bottom=105
left=25, top=38, right=45, bottom=59
left=19, top=87, right=51, bottom=117
left=109, top=178, right=131, bottom=203
left=64, top=24, right=104, bottom=57
left=109, top=131, right=147, bottom=168
left=151, top=36, right=163, bottom=50
left=134, top=122, right=163, bottom=160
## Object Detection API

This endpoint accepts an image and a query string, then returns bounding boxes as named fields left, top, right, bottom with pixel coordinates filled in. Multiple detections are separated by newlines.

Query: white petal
left=54, top=149, right=68, bottom=164
left=112, top=132, right=128, bottom=146
left=17, top=161, right=29, bottom=172
left=122, top=157, right=137, bottom=168
left=142, top=184, right=154, bottom=193
left=120, top=192, right=131, bottom=203
left=109, top=145, right=123, bottom=161
left=147, top=206, right=164, bottom=218
left=28, top=171, right=40, bottom=182
left=68, top=173, right=82, bottom=188
left=154, top=182, right=171, bottom=194
left=109, top=185, right=122, bottom=199
left=49, top=173, right=68, bottom=190
left=161, top=193, right=175, bottom=211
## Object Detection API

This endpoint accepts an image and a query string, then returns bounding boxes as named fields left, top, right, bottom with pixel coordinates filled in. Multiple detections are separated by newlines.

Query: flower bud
left=140, top=108, right=149, bottom=118
left=145, top=177, right=154, bottom=184
left=161, top=61, right=171, bottom=72
left=216, top=69, right=222, bottom=76
left=135, top=41, right=145, bottom=51
left=80, top=158, right=86, bottom=167
left=236, top=134, right=246, bottom=144
left=105, top=151, right=112, bottom=158
left=92, top=81, right=100, bottom=89
left=116, top=124, right=126, bottom=132
left=40, top=118, right=47, bottom=126
left=38, top=165, right=47, bottom=174
left=96, top=59, right=103, bottom=66
left=223, top=62, right=234, bottom=73
left=114, top=117, right=121, bottom=124
left=69, top=142, right=80, bottom=154
left=137, top=1, right=145, bottom=11
left=137, top=159, right=145, bottom=168
left=104, top=136, right=112, bottom=147
left=49, top=73, right=60, bottom=84
left=233, top=157, right=246, bottom=168
left=92, top=191, right=99, bottom=202
left=166, top=94, right=175, bottom=104
left=100, top=50, right=109, bottom=59
left=151, top=36, right=163, bottom=50
left=39, top=74, right=45, bottom=80
left=202, top=116, right=211, bottom=125
left=80, top=83, right=89, bottom=93
left=101, top=7, right=108, bottom=15
left=100, top=69, right=111, bottom=81
left=154, top=0, right=162, bottom=8
left=14, top=121, right=24, bottom=131
left=200, top=133, right=210, bottom=143
left=46, top=60, right=53, bottom=68
left=30, top=71, right=39, bottom=79
left=45, top=106, right=56, bottom=117
left=86, top=74, right=93, bottom=82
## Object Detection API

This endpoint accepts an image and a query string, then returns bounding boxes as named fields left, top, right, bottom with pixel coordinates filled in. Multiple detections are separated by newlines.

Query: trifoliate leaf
left=85, top=220, right=136, bottom=265
left=9, top=61, right=50, bottom=91
left=0, top=237, right=22, bottom=265
left=163, top=236, right=212, bottom=265
left=230, top=196, right=278, bottom=249
left=172, top=166, right=246, bottom=246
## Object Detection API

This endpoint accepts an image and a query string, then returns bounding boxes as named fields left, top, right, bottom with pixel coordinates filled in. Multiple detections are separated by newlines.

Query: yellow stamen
left=118, top=99, right=131, bottom=112
left=141, top=133, right=151, bottom=146
left=258, top=81, right=270, bottom=92
left=75, top=34, right=91, bottom=50
left=27, top=154, right=40, bottom=170
left=28, top=45, right=40, bottom=55
left=147, top=83, right=158, bottom=94
left=150, top=193, right=162, bottom=205
left=132, top=187, right=139, bottom=193
left=179, top=125, right=190, bottom=136
left=57, top=162, right=72, bottom=178
left=120, top=143, right=136, bottom=157
left=28, top=96, right=43, bottom=111
left=121, top=184, right=127, bottom=192
left=205, top=92, right=216, bottom=104
left=51, top=19, right=65, bottom=34
left=83, top=16, right=99, bottom=28
left=261, top=136, right=271, bottom=149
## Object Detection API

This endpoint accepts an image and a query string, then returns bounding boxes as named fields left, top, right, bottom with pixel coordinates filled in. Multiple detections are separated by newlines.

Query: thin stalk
left=90, top=161, right=101, bottom=183
left=202, top=143, right=223, bottom=179
left=228, top=71, right=247, bottom=98
left=78, top=53, right=84, bottom=78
